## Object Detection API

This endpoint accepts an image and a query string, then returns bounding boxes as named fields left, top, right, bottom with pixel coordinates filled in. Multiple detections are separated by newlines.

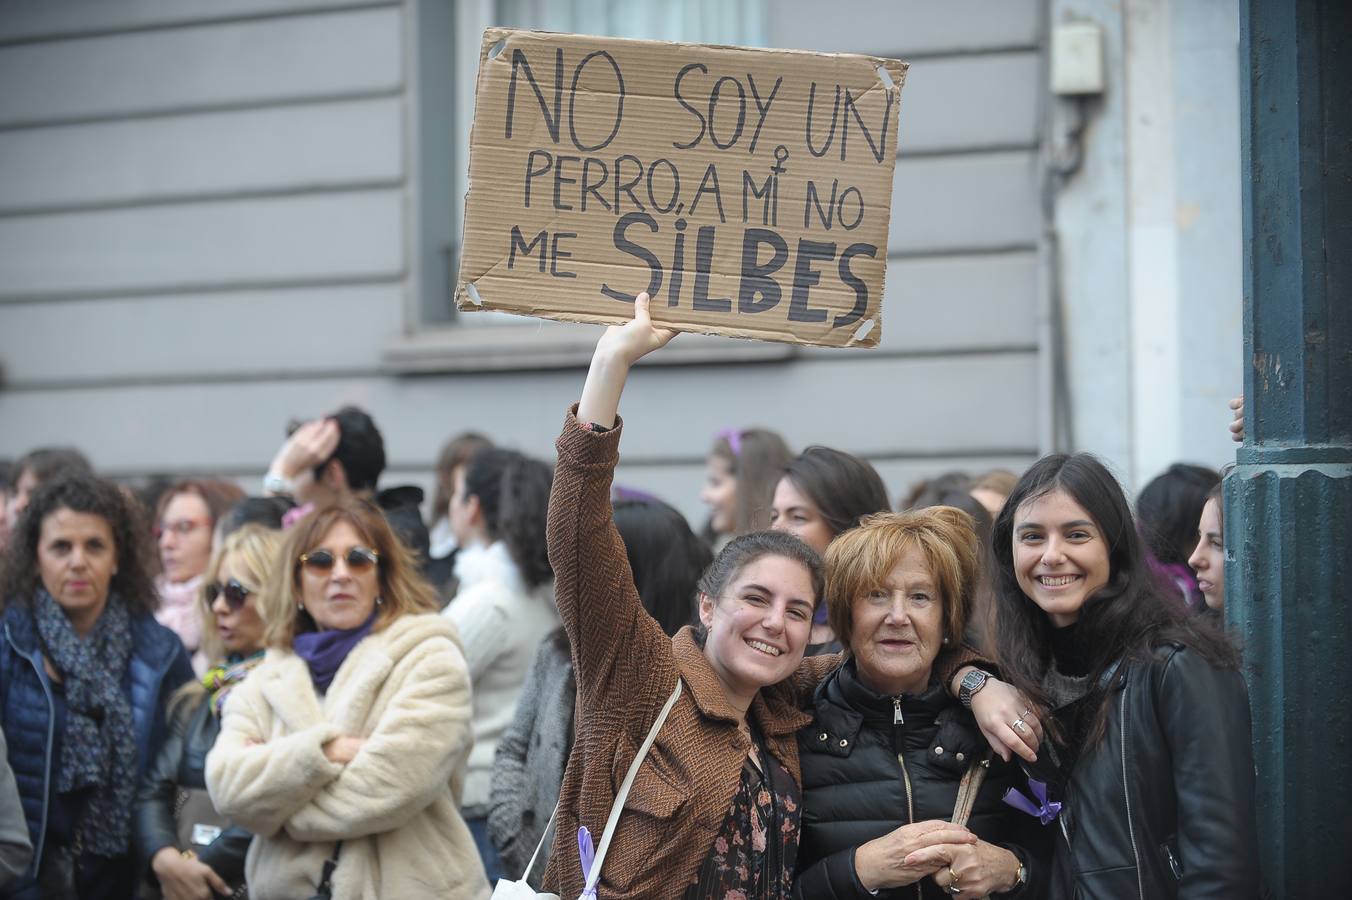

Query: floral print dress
left=684, top=726, right=800, bottom=899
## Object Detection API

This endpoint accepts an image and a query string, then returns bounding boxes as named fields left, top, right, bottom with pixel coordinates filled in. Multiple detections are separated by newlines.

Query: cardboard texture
left=456, top=28, right=908, bottom=349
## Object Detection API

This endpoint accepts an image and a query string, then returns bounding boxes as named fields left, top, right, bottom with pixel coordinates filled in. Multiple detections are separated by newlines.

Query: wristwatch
left=262, top=472, right=295, bottom=496
left=958, top=668, right=991, bottom=708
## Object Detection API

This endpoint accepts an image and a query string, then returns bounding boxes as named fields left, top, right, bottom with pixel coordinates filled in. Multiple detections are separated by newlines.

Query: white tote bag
left=492, top=680, right=683, bottom=900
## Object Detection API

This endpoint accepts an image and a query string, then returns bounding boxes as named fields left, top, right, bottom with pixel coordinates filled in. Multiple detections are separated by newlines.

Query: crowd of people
left=0, top=295, right=1259, bottom=899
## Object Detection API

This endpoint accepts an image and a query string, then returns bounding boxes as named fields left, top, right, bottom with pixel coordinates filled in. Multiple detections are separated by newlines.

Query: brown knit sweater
left=542, top=409, right=975, bottom=898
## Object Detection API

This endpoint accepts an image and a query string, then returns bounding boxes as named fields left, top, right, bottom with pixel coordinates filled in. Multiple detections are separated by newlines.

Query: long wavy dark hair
left=463, top=448, right=554, bottom=590
left=990, top=453, right=1239, bottom=746
left=0, top=473, right=158, bottom=615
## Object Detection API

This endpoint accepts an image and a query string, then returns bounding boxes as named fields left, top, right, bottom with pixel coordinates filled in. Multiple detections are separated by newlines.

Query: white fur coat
left=205, top=613, right=489, bottom=900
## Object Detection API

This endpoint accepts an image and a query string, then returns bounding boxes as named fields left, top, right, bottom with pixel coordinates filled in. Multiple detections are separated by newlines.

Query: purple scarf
left=293, top=608, right=378, bottom=692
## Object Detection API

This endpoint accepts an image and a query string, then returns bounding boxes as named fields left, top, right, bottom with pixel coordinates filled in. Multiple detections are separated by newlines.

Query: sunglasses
left=154, top=519, right=209, bottom=541
left=298, top=547, right=379, bottom=574
left=206, top=578, right=253, bottom=611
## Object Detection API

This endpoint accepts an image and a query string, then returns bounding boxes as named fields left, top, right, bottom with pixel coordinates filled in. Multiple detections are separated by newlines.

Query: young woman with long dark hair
left=988, top=453, right=1260, bottom=898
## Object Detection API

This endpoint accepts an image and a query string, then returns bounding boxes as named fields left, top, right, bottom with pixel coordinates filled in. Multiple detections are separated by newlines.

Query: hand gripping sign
left=456, top=28, right=908, bottom=349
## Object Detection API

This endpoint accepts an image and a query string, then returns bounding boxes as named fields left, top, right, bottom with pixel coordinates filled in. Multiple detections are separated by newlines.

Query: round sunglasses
left=298, top=546, right=380, bottom=575
left=205, top=578, right=253, bottom=611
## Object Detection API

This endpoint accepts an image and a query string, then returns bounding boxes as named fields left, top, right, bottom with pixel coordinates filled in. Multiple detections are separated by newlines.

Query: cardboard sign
left=456, top=29, right=908, bottom=349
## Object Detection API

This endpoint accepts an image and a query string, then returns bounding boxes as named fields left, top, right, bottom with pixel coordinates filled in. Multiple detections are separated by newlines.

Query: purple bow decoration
left=1002, top=778, right=1062, bottom=824
left=715, top=427, right=743, bottom=457
left=577, top=826, right=597, bottom=898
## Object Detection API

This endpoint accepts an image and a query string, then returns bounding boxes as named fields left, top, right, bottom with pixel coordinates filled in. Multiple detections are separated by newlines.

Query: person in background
left=262, top=406, right=430, bottom=562
left=701, top=426, right=792, bottom=551
left=0, top=732, right=33, bottom=889
left=969, top=468, right=1020, bottom=520
left=488, top=496, right=710, bottom=882
left=1187, top=480, right=1227, bottom=613
left=215, top=495, right=298, bottom=540
left=0, top=474, right=194, bottom=898
left=441, top=448, right=556, bottom=883
left=900, top=471, right=973, bottom=513
left=1136, top=463, right=1221, bottom=611
left=0, top=461, right=14, bottom=551
left=154, top=480, right=246, bottom=672
left=134, top=525, right=283, bottom=900
left=425, top=432, right=493, bottom=601
left=3, top=447, right=93, bottom=527
left=769, top=446, right=891, bottom=653
left=205, top=499, right=484, bottom=899
left=989, top=454, right=1259, bottom=897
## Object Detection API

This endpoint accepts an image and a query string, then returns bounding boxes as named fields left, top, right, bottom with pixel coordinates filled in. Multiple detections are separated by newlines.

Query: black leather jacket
left=132, top=696, right=251, bottom=893
left=1032, top=643, right=1261, bottom=899
left=793, top=659, right=1049, bottom=900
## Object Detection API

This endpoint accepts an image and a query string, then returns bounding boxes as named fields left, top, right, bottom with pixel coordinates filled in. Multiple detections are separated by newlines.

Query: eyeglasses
left=154, top=519, right=209, bottom=541
left=298, top=546, right=379, bottom=575
left=206, top=578, right=253, bottom=611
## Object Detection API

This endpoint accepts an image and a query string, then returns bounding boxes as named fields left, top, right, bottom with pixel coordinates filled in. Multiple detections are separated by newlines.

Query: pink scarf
left=155, top=573, right=204, bottom=654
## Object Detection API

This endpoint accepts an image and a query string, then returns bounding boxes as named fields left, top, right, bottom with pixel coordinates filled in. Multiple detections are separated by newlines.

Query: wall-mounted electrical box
left=1052, top=21, right=1105, bottom=95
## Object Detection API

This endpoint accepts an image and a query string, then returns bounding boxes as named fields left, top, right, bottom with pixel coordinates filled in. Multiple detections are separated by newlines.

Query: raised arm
left=549, top=294, right=680, bottom=708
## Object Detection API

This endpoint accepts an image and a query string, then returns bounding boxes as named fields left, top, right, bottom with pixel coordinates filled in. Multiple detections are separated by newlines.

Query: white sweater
left=204, top=613, right=488, bottom=900
left=443, top=541, right=559, bottom=811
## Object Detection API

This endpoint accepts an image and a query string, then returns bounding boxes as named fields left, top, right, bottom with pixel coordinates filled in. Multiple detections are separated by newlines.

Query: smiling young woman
left=989, top=454, right=1261, bottom=898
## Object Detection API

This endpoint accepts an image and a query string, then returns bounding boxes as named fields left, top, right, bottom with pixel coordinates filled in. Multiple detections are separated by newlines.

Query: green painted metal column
left=1231, top=0, right=1352, bottom=895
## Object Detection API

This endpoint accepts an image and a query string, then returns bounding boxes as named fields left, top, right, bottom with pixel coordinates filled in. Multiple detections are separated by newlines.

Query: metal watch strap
left=959, top=668, right=990, bottom=708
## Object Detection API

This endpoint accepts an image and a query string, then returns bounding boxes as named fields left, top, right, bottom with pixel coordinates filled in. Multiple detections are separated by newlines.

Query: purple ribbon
left=715, top=427, right=743, bottom=457
left=1002, top=778, right=1062, bottom=824
left=577, top=826, right=597, bottom=898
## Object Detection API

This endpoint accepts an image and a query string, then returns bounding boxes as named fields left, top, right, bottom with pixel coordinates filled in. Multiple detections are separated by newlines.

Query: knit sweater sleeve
left=548, top=408, right=674, bottom=710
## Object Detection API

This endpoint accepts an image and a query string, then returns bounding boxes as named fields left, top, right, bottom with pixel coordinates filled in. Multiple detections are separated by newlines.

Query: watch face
left=962, top=670, right=986, bottom=690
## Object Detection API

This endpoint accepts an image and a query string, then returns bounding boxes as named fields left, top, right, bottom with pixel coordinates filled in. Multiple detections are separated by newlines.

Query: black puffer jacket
left=1031, top=644, right=1261, bottom=900
left=133, top=696, right=251, bottom=894
left=794, top=659, right=1049, bottom=899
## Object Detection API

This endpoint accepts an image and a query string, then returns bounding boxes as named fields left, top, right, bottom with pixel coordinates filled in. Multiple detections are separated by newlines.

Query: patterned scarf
left=32, top=588, right=137, bottom=858
left=202, top=651, right=265, bottom=717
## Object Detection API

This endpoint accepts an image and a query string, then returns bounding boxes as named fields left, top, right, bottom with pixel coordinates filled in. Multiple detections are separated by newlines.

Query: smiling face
left=698, top=554, right=815, bottom=710
left=850, top=546, right=946, bottom=696
left=1187, top=498, right=1225, bottom=610
left=700, top=455, right=738, bottom=536
left=299, top=520, right=380, bottom=631
left=158, top=491, right=214, bottom=584
left=211, top=550, right=267, bottom=655
left=37, top=507, right=118, bottom=636
left=769, top=476, right=835, bottom=555
left=1012, top=488, right=1110, bottom=627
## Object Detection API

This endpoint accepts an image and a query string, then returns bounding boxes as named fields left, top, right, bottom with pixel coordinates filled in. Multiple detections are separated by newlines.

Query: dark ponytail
left=463, top=448, right=554, bottom=589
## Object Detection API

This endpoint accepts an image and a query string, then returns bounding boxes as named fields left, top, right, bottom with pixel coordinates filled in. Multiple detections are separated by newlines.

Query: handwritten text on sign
left=456, top=29, right=908, bottom=348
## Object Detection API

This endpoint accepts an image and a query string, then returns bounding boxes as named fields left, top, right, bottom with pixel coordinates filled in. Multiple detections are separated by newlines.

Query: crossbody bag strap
left=581, top=678, right=683, bottom=894
left=516, top=801, right=560, bottom=883
left=950, top=751, right=993, bottom=827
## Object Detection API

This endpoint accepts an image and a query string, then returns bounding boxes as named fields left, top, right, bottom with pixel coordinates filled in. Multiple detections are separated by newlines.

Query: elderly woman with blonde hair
left=205, top=498, right=485, bottom=900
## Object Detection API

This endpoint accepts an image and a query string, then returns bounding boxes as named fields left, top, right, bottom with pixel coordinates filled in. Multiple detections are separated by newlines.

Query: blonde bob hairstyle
left=823, top=507, right=980, bottom=654
left=257, top=498, right=440, bottom=649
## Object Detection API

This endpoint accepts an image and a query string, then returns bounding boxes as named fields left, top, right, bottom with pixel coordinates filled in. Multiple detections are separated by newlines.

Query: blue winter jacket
left=0, top=602, right=194, bottom=894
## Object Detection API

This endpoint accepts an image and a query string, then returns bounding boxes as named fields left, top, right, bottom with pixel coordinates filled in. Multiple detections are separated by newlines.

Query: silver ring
left=1012, top=718, right=1029, bottom=734
left=947, top=883, right=962, bottom=895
